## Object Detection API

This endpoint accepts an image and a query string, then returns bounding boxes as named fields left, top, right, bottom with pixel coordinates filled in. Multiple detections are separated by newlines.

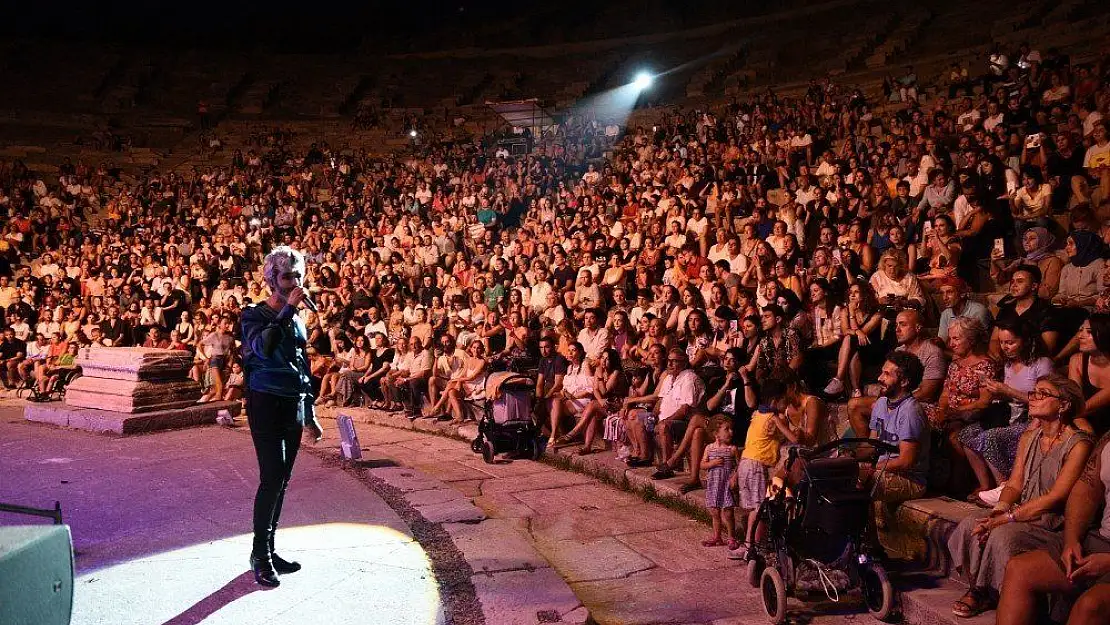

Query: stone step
left=335, top=404, right=988, bottom=625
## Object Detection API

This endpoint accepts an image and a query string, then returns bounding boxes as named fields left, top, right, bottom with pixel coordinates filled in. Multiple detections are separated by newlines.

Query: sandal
left=576, top=446, right=596, bottom=456
left=952, top=589, right=994, bottom=618
left=726, top=538, right=740, bottom=551
left=701, top=537, right=725, bottom=547
left=678, top=482, right=702, bottom=494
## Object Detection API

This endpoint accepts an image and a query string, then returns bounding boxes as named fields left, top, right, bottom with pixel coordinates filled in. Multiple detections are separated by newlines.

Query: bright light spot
left=71, top=523, right=442, bottom=625
left=633, top=72, right=653, bottom=90
left=409, top=129, right=418, bottom=138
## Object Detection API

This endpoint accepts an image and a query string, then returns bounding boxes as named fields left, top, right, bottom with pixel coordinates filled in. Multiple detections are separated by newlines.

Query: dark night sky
left=10, top=1, right=793, bottom=53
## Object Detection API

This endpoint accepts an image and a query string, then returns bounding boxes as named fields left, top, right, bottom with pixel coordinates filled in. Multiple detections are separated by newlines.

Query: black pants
left=248, top=390, right=303, bottom=556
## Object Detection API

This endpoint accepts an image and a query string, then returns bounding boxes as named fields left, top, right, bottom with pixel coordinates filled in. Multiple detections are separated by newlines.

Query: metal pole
left=0, top=501, right=64, bottom=524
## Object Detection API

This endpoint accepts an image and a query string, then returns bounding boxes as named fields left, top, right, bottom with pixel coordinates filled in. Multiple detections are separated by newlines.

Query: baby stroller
left=469, top=371, right=542, bottom=463
left=744, top=438, right=899, bottom=623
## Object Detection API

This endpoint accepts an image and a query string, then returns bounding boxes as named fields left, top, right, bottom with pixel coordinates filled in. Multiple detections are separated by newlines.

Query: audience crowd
left=2, top=42, right=1110, bottom=624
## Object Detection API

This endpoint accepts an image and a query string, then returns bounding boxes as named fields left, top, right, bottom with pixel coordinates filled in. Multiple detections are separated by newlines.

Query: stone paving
left=316, top=406, right=904, bottom=625
left=0, top=397, right=578, bottom=625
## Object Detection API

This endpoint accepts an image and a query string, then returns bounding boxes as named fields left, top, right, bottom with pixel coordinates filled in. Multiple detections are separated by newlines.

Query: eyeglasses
left=1028, top=389, right=1059, bottom=400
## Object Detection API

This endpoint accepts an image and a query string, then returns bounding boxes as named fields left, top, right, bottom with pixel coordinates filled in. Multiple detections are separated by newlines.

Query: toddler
left=701, top=414, right=741, bottom=549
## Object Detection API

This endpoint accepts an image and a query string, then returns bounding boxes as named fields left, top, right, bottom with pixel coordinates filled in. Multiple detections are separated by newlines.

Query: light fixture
left=632, top=72, right=653, bottom=90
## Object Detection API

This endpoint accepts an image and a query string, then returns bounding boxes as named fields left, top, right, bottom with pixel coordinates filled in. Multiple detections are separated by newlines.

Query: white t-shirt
left=658, top=369, right=703, bottom=422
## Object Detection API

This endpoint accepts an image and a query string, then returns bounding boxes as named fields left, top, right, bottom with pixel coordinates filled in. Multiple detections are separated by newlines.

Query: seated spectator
left=746, top=304, right=802, bottom=383
left=989, top=227, right=1062, bottom=301
left=974, top=320, right=1055, bottom=485
left=802, top=278, right=843, bottom=392
left=779, top=373, right=831, bottom=448
left=550, top=342, right=593, bottom=442
left=917, top=215, right=962, bottom=283
left=361, top=333, right=395, bottom=407
left=560, top=349, right=627, bottom=456
left=1053, top=230, right=1107, bottom=336
left=847, top=309, right=947, bottom=437
left=995, top=431, right=1110, bottom=625
left=403, top=336, right=435, bottom=417
left=38, top=342, right=78, bottom=397
left=629, top=348, right=701, bottom=475
left=223, top=360, right=245, bottom=402
left=937, top=276, right=992, bottom=342
left=948, top=374, right=1092, bottom=618
left=613, top=344, right=667, bottom=464
left=825, top=282, right=887, bottom=398
left=991, top=264, right=1060, bottom=356
left=379, top=337, right=413, bottom=412
left=871, top=249, right=926, bottom=310
left=936, top=316, right=1005, bottom=497
left=425, top=340, right=486, bottom=425
left=1068, top=314, right=1110, bottom=434
left=1011, top=167, right=1054, bottom=234
left=860, top=351, right=930, bottom=543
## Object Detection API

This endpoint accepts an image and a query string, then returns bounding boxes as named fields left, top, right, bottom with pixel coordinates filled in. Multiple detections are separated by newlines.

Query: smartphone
left=729, top=320, right=739, bottom=333
left=993, top=238, right=1005, bottom=256
left=922, top=220, right=934, bottom=240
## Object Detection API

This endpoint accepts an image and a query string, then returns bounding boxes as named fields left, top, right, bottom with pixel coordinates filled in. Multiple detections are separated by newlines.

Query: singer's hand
left=286, top=287, right=308, bottom=308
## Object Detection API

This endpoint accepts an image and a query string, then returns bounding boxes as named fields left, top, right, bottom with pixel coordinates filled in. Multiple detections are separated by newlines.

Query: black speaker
left=0, top=525, right=74, bottom=625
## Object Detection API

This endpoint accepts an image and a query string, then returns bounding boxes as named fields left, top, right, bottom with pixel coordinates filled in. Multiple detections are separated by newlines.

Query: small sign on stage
left=337, top=414, right=362, bottom=460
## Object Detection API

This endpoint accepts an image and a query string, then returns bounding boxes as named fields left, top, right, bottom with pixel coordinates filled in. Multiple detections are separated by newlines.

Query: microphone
left=302, top=296, right=318, bottom=312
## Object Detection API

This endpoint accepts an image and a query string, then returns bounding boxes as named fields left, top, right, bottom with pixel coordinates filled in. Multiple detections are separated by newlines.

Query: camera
left=1025, top=133, right=1042, bottom=149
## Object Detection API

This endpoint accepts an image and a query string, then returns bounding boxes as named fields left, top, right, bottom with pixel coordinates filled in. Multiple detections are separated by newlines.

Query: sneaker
left=727, top=542, right=751, bottom=560
left=823, top=378, right=845, bottom=396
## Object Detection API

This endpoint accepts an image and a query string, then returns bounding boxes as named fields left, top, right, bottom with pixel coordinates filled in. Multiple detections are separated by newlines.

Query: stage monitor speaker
left=0, top=525, right=74, bottom=625
left=337, top=413, right=362, bottom=460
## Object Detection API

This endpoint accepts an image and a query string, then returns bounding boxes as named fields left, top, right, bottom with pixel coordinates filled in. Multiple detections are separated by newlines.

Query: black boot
left=250, top=552, right=280, bottom=587
left=269, top=535, right=301, bottom=574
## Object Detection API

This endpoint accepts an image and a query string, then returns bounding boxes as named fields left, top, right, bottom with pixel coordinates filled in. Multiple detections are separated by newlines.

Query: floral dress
left=928, top=357, right=1001, bottom=428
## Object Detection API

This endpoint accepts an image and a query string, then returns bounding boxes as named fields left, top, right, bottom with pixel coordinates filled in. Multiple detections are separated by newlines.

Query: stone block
left=443, top=519, right=548, bottom=573
left=24, top=401, right=240, bottom=436
left=74, top=347, right=193, bottom=381
left=65, top=377, right=202, bottom=413
left=469, top=567, right=584, bottom=625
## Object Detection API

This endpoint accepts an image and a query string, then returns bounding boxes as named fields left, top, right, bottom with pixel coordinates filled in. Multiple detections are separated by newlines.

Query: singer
left=240, top=246, right=324, bottom=587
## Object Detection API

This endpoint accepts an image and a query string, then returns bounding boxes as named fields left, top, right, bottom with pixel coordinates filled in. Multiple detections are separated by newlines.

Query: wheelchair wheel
left=471, top=436, right=484, bottom=454
left=527, top=437, right=542, bottom=461
left=861, top=562, right=895, bottom=622
left=481, top=439, right=496, bottom=464
left=760, top=567, right=787, bottom=624
left=746, top=557, right=763, bottom=588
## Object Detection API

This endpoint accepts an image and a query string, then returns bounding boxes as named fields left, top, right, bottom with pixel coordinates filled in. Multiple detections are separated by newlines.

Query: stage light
left=632, top=72, right=653, bottom=90
left=409, top=129, right=418, bottom=138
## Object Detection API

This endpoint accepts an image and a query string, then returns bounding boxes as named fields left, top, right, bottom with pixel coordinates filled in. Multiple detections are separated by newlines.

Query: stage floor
left=0, top=404, right=447, bottom=625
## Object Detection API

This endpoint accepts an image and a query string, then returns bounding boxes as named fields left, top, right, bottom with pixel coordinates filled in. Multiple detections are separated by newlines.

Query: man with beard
left=859, top=351, right=930, bottom=547
left=240, top=247, right=323, bottom=587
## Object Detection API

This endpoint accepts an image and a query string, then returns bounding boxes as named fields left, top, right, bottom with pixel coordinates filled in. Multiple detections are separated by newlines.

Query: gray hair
left=262, top=246, right=306, bottom=291
left=947, top=315, right=988, bottom=350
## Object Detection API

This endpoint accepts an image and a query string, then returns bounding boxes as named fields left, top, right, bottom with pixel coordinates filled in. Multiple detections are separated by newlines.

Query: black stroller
left=469, top=371, right=543, bottom=463
left=744, top=438, right=899, bottom=623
